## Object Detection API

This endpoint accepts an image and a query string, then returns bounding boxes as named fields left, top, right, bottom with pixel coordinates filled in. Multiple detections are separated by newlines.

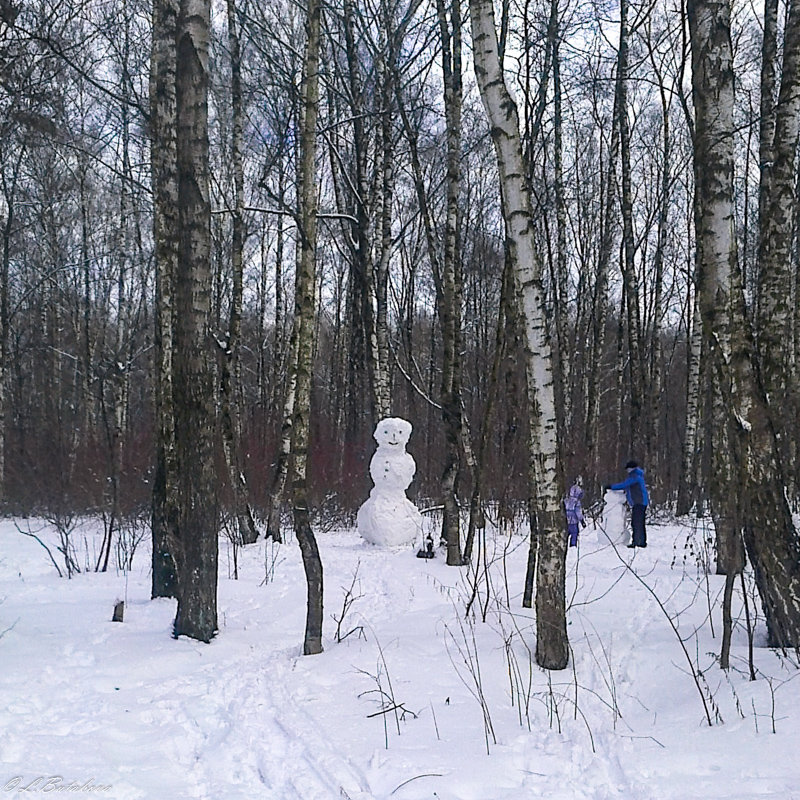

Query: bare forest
left=2, top=0, right=800, bottom=657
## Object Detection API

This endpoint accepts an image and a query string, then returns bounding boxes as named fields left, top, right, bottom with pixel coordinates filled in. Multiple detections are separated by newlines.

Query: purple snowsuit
left=564, top=483, right=585, bottom=547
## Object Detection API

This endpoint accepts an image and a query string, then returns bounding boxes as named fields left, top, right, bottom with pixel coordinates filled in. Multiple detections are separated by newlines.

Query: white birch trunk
left=677, top=288, right=702, bottom=515
left=469, top=0, right=567, bottom=669
left=172, top=0, right=218, bottom=642
left=291, top=0, right=324, bottom=655
left=690, top=0, right=800, bottom=647
left=149, top=0, right=180, bottom=599
left=757, top=0, right=800, bottom=474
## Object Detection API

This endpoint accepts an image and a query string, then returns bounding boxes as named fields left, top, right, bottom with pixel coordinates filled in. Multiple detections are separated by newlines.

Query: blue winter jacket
left=610, top=467, right=649, bottom=507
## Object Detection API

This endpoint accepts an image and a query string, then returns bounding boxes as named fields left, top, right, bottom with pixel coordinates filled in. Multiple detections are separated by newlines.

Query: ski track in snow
left=3, top=521, right=800, bottom=800
left=169, top=650, right=374, bottom=799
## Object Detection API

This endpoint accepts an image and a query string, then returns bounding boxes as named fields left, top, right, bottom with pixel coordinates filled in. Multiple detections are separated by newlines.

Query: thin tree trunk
left=103, top=15, right=133, bottom=575
left=0, top=181, right=11, bottom=506
left=272, top=168, right=286, bottom=416
left=617, top=0, right=644, bottom=455
left=342, top=0, right=377, bottom=434
left=220, top=0, right=258, bottom=545
left=437, top=0, right=465, bottom=565
left=150, top=0, right=180, bottom=599
left=0, top=146, right=22, bottom=506
left=756, top=0, right=779, bottom=326
left=552, top=35, right=570, bottom=444
left=645, top=31, right=672, bottom=476
left=719, top=569, right=736, bottom=669
left=464, top=261, right=510, bottom=562
left=469, top=0, right=567, bottom=669
left=677, top=288, right=702, bottom=515
left=584, top=82, right=620, bottom=494
left=292, top=0, right=324, bottom=655
left=373, top=14, right=395, bottom=420
left=265, top=311, right=298, bottom=543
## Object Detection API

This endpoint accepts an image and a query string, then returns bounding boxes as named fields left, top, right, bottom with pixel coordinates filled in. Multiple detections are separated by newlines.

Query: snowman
left=601, top=488, right=630, bottom=546
left=357, top=417, right=423, bottom=548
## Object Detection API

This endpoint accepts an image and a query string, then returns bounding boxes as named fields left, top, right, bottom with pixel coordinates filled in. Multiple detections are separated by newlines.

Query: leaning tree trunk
left=172, top=0, right=218, bottom=643
left=469, top=0, right=567, bottom=669
left=689, top=0, right=800, bottom=649
left=150, top=0, right=180, bottom=599
left=291, top=0, right=324, bottom=656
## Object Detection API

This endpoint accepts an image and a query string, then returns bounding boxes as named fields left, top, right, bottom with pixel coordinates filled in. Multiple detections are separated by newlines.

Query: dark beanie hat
left=625, top=460, right=639, bottom=469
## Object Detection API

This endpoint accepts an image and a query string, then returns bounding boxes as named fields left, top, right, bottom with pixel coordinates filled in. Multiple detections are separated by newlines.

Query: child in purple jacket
left=564, top=478, right=585, bottom=548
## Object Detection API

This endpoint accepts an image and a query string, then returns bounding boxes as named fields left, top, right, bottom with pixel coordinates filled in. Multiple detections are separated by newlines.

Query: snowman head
left=374, top=417, right=412, bottom=449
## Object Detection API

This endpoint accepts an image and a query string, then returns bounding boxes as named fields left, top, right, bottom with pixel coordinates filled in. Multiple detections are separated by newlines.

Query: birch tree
left=617, top=0, right=645, bottom=455
left=436, top=0, right=465, bottom=566
left=689, top=0, right=800, bottom=649
left=291, top=0, right=324, bottom=655
left=469, top=0, right=567, bottom=669
left=172, top=0, right=218, bottom=642
left=150, top=0, right=180, bottom=599
left=219, top=0, right=258, bottom=546
left=757, top=0, right=800, bottom=472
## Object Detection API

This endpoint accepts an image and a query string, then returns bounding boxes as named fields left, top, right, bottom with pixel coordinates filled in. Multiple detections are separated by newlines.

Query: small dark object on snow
left=112, top=600, right=125, bottom=622
left=416, top=533, right=435, bottom=559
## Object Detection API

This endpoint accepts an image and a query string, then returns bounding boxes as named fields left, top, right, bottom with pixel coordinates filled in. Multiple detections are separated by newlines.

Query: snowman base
left=601, top=489, right=630, bottom=546
left=357, top=494, right=422, bottom=548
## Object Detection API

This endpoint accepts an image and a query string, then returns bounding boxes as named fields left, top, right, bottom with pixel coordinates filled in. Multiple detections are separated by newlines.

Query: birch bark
left=584, top=81, right=620, bottom=492
left=172, top=0, right=218, bottom=642
left=469, top=0, right=567, bottom=668
left=291, top=0, right=324, bottom=655
left=689, top=0, right=800, bottom=648
left=436, top=0, right=465, bottom=565
left=150, top=0, right=180, bottom=599
left=757, top=0, right=800, bottom=469
left=617, top=0, right=644, bottom=456
left=677, top=290, right=702, bottom=515
left=220, top=0, right=258, bottom=546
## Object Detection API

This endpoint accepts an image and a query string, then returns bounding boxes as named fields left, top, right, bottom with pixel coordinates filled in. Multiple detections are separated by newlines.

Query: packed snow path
left=1, top=517, right=799, bottom=799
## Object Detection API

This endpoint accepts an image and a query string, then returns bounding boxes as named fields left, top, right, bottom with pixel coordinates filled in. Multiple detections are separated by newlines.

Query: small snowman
left=357, top=417, right=423, bottom=548
left=602, top=488, right=629, bottom=546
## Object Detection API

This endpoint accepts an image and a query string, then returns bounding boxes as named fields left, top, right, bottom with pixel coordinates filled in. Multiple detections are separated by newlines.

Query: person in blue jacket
left=606, top=460, right=649, bottom=548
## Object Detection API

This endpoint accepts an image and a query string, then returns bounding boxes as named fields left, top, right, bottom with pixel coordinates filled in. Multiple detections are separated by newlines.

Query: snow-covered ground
left=1, top=509, right=799, bottom=800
